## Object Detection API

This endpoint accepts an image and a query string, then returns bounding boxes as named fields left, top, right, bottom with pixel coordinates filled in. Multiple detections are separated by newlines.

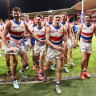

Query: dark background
left=0, top=0, right=81, bottom=21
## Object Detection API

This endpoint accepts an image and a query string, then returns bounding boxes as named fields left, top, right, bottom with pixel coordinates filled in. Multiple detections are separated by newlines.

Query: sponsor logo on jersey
left=51, top=30, right=55, bottom=33
left=12, top=26, right=17, bottom=28
left=20, top=25, right=25, bottom=29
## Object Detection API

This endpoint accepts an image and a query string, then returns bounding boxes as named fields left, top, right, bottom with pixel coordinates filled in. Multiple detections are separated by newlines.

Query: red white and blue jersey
left=50, top=24, right=64, bottom=45
left=61, top=22, right=70, bottom=38
left=81, top=23, right=95, bottom=43
left=61, top=22, right=69, bottom=30
left=9, top=19, right=25, bottom=47
left=45, top=20, right=53, bottom=27
left=33, top=26, right=46, bottom=46
left=24, top=20, right=32, bottom=41
left=25, top=20, right=32, bottom=30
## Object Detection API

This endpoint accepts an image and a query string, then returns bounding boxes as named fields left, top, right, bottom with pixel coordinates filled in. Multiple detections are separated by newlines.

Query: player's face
left=12, top=11, right=21, bottom=19
left=0, top=21, right=3, bottom=25
left=61, top=14, right=67, bottom=21
left=48, top=15, right=53, bottom=22
left=35, top=17, right=42, bottom=24
left=44, top=17, right=48, bottom=21
left=54, top=15, right=60, bottom=24
left=24, top=15, right=29, bottom=21
left=84, top=16, right=91, bottom=22
left=5, top=20, right=9, bottom=24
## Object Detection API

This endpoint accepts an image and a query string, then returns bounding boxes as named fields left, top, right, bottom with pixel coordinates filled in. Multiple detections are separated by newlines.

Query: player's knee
left=13, top=58, right=18, bottom=64
left=13, top=63, right=17, bottom=68
left=57, top=68, right=62, bottom=72
left=45, top=66, right=50, bottom=71
left=82, top=58, right=86, bottom=62
left=69, top=50, right=72, bottom=54
left=64, top=54, right=67, bottom=58
left=6, top=59, right=10, bottom=64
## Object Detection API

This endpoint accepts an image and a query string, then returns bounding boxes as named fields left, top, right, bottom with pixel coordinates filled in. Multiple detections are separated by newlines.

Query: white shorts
left=67, top=39, right=72, bottom=48
left=5, top=46, right=27, bottom=55
left=34, top=45, right=46, bottom=56
left=80, top=42, right=92, bottom=53
left=46, top=46, right=62, bottom=61
left=24, top=40, right=29, bottom=51
left=62, top=39, right=72, bottom=49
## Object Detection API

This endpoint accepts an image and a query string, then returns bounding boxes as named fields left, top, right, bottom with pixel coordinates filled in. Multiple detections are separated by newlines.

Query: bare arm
left=71, top=27, right=75, bottom=40
left=42, top=21, right=46, bottom=26
left=46, top=27, right=63, bottom=51
left=63, top=28, right=68, bottom=52
left=24, top=22, right=43, bottom=43
left=2, top=21, right=10, bottom=48
left=68, top=24, right=72, bottom=41
left=24, top=34, right=31, bottom=38
left=46, top=27, right=57, bottom=49
left=75, top=24, right=82, bottom=46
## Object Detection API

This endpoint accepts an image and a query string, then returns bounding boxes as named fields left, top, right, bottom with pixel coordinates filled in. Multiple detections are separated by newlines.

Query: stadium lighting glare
left=48, top=10, right=53, bottom=13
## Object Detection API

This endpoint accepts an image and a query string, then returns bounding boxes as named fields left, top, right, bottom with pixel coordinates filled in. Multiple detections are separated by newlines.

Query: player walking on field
left=75, top=14, right=96, bottom=79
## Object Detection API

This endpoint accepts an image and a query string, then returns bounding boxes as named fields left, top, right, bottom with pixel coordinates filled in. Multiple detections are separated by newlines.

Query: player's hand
left=56, top=46, right=63, bottom=51
left=8, top=47, right=15, bottom=52
left=40, top=40, right=45, bottom=44
left=75, top=40, right=79, bottom=47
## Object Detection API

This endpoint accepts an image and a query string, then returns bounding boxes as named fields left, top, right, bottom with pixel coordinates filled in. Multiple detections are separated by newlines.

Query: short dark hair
left=35, top=14, right=43, bottom=19
left=48, top=13, right=53, bottom=16
left=53, top=12, right=60, bottom=16
left=24, top=13, right=29, bottom=16
left=60, top=12, right=68, bottom=16
left=85, top=13, right=92, bottom=18
left=4, top=19, right=9, bottom=23
left=12, top=7, right=21, bottom=13
left=0, top=19, right=3, bottom=21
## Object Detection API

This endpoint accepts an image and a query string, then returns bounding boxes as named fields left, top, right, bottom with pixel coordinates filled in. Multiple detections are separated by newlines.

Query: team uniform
left=7, top=19, right=26, bottom=55
left=61, top=22, right=72, bottom=48
left=30, top=21, right=36, bottom=49
left=2, top=23, right=10, bottom=54
left=45, top=20, right=53, bottom=27
left=0, top=24, right=4, bottom=42
left=33, top=26, right=46, bottom=56
left=80, top=23, right=95, bottom=53
left=46, top=24, right=64, bottom=61
left=24, top=20, right=33, bottom=51
left=5, top=33, right=10, bottom=54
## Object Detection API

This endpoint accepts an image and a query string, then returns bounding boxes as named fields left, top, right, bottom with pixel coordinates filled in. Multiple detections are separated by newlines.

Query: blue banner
left=81, top=12, right=84, bottom=24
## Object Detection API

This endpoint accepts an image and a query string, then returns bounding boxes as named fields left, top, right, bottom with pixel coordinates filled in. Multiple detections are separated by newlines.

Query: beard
left=13, top=16, right=20, bottom=19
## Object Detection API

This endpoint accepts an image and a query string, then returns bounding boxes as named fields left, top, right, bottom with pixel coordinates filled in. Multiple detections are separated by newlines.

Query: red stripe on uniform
left=81, top=31, right=93, bottom=36
left=9, top=30, right=24, bottom=36
left=50, top=36, right=63, bottom=41
left=37, top=34, right=45, bottom=38
left=6, top=37, right=10, bottom=40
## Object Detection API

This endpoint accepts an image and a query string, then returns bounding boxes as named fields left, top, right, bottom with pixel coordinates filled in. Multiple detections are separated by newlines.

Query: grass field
left=0, top=77, right=96, bottom=96
left=0, top=36, right=96, bottom=80
left=0, top=36, right=96, bottom=96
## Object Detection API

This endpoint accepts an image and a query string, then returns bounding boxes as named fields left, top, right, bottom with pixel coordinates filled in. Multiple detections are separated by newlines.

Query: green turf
left=0, top=36, right=96, bottom=80
left=0, top=77, right=96, bottom=96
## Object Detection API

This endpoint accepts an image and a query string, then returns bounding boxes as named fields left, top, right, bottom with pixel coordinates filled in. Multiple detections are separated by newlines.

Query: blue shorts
left=30, top=37, right=35, bottom=47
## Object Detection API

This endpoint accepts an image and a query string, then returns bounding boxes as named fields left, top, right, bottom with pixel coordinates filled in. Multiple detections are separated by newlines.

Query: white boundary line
left=0, top=74, right=96, bottom=85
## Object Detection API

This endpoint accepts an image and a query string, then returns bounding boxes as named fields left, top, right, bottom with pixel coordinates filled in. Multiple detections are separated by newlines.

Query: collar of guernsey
left=9, top=19, right=25, bottom=40
left=81, top=23, right=94, bottom=41
left=50, top=24, right=64, bottom=45
left=34, top=26, right=46, bottom=41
